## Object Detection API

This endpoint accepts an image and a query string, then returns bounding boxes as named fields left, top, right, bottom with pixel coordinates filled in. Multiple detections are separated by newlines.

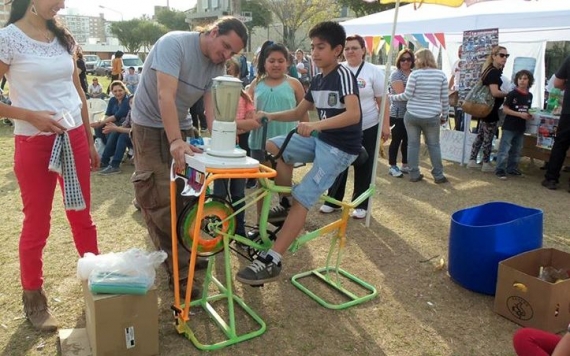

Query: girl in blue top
left=247, top=41, right=307, bottom=162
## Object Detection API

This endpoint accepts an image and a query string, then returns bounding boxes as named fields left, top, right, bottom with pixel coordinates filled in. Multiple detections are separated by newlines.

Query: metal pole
left=365, top=0, right=401, bottom=228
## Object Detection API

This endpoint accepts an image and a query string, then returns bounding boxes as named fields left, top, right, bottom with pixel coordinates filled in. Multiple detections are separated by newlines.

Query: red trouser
left=14, top=127, right=98, bottom=290
left=513, top=328, right=562, bottom=356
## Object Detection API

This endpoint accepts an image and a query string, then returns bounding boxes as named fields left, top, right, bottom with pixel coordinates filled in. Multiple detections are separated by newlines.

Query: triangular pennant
left=434, top=33, right=446, bottom=49
left=372, top=36, right=382, bottom=54
left=394, top=35, right=407, bottom=47
left=364, top=36, right=374, bottom=54
left=403, top=34, right=415, bottom=45
left=412, top=33, right=429, bottom=48
left=424, top=33, right=439, bottom=47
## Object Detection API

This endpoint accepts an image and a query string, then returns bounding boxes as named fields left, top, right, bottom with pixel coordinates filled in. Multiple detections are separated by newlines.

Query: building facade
left=57, top=13, right=109, bottom=45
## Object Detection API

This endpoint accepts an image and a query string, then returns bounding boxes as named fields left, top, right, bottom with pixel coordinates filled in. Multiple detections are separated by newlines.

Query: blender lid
left=213, top=75, right=244, bottom=84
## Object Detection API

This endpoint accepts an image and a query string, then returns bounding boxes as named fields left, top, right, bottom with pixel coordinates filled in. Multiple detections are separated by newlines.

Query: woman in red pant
left=0, top=0, right=99, bottom=331
left=513, top=327, right=570, bottom=355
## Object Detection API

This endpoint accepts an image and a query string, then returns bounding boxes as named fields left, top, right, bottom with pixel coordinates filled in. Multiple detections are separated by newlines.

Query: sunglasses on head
left=497, top=53, right=510, bottom=58
left=400, top=57, right=413, bottom=62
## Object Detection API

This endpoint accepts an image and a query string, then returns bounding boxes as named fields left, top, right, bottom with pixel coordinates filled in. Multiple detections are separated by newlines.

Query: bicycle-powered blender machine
left=193, top=75, right=258, bottom=166
left=169, top=75, right=277, bottom=350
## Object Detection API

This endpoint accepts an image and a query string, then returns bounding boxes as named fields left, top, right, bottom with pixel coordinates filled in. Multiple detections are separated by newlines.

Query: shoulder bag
left=461, top=67, right=495, bottom=118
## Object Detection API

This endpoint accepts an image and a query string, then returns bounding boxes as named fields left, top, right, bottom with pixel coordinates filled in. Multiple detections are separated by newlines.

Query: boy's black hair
left=308, top=21, right=346, bottom=52
left=514, top=69, right=535, bottom=88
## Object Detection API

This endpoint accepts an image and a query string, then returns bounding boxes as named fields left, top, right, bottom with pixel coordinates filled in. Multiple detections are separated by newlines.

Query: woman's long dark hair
left=6, top=0, right=75, bottom=54
left=255, top=40, right=289, bottom=83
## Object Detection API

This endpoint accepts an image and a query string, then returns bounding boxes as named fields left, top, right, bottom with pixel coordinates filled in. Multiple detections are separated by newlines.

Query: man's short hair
left=308, top=21, right=346, bottom=52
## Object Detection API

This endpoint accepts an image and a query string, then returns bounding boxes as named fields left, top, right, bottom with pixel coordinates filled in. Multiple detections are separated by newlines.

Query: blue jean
left=213, top=179, right=246, bottom=236
left=495, top=130, right=524, bottom=173
left=404, top=112, right=444, bottom=180
left=269, top=134, right=356, bottom=210
left=101, top=131, right=132, bottom=168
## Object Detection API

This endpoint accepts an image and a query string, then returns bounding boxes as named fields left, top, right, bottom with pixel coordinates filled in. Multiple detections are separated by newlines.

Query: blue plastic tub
left=448, top=202, right=543, bottom=295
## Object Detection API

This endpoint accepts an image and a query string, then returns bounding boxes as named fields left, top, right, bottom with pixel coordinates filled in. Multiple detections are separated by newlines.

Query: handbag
left=461, top=67, right=495, bottom=118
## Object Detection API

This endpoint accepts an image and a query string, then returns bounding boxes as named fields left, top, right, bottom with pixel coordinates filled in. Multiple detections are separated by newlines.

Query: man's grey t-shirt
left=132, top=31, right=224, bottom=129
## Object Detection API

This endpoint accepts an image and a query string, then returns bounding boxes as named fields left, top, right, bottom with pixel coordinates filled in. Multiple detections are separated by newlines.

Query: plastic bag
left=538, top=266, right=570, bottom=283
left=77, top=249, right=167, bottom=295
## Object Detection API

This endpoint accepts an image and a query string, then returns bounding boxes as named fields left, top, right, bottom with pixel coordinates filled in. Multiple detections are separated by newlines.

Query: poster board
left=458, top=28, right=499, bottom=100
left=441, top=129, right=477, bottom=163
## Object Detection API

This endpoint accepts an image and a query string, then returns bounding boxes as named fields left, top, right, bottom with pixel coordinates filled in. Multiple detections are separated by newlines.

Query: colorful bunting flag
left=434, top=33, right=446, bottom=49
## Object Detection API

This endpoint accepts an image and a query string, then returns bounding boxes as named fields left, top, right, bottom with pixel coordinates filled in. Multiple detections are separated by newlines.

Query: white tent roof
left=341, top=0, right=570, bottom=41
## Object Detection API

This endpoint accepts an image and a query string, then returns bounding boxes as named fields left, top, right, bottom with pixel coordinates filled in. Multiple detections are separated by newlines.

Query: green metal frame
left=173, top=236, right=266, bottom=351
left=172, top=169, right=378, bottom=350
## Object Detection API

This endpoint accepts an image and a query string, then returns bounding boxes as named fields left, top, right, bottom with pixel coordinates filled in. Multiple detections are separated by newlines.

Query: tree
left=138, top=21, right=168, bottom=53
left=241, top=0, right=273, bottom=52
left=155, top=8, right=189, bottom=31
left=264, top=0, right=340, bottom=50
left=110, top=19, right=145, bottom=53
left=337, top=0, right=394, bottom=17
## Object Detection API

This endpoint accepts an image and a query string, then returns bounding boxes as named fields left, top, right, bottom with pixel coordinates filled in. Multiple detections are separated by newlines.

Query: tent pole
left=365, top=0, right=401, bottom=227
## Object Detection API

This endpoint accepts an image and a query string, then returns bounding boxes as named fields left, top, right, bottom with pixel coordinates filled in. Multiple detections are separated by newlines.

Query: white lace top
left=0, top=24, right=82, bottom=136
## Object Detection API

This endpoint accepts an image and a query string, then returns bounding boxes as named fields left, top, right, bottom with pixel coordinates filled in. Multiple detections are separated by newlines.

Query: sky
left=61, top=0, right=197, bottom=21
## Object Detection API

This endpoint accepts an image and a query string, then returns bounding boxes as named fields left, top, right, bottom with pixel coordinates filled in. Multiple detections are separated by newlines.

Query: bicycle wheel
left=177, top=196, right=236, bottom=257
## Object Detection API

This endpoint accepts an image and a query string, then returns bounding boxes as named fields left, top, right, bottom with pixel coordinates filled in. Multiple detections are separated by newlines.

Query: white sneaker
left=400, top=166, right=411, bottom=174
left=388, top=166, right=403, bottom=177
left=481, top=162, right=495, bottom=173
left=351, top=209, right=367, bottom=219
left=319, top=205, right=340, bottom=214
left=467, top=160, right=481, bottom=169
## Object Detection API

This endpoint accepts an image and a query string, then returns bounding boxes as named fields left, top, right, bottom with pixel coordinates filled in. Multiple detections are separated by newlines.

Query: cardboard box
left=494, top=248, right=570, bottom=333
left=82, top=281, right=159, bottom=356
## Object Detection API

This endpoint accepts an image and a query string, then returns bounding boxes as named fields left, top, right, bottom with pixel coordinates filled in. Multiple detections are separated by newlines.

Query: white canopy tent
left=340, top=0, right=570, bottom=38
left=341, top=0, right=570, bottom=105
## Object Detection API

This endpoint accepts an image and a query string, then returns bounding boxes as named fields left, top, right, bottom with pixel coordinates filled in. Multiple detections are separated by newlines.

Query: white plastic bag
left=77, top=249, right=167, bottom=295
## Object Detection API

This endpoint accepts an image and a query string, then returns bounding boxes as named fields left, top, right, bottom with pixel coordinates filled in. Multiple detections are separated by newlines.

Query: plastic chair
left=87, top=98, right=107, bottom=123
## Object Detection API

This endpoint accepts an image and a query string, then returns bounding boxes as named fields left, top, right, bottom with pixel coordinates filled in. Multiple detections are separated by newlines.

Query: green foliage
left=264, top=0, right=341, bottom=50
left=155, top=8, right=189, bottom=31
left=138, top=21, right=168, bottom=51
left=337, top=0, right=394, bottom=17
left=242, top=0, right=272, bottom=30
left=110, top=18, right=169, bottom=54
left=110, top=19, right=145, bottom=53
left=241, top=0, right=273, bottom=52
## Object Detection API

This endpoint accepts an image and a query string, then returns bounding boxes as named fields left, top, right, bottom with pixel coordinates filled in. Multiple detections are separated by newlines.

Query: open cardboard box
left=494, top=248, right=570, bottom=333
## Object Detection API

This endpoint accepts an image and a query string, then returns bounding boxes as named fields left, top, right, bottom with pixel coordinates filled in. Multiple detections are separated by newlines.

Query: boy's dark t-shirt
left=305, top=64, right=362, bottom=155
left=502, top=89, right=533, bottom=133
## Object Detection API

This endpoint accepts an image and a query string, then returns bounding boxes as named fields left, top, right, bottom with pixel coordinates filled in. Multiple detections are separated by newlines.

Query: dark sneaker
left=541, top=179, right=558, bottom=190
left=267, top=198, right=290, bottom=224
left=434, top=176, right=449, bottom=184
left=98, top=166, right=120, bottom=175
left=495, top=170, right=507, bottom=180
left=410, top=174, right=424, bottom=182
left=507, top=169, right=523, bottom=176
left=236, top=255, right=282, bottom=286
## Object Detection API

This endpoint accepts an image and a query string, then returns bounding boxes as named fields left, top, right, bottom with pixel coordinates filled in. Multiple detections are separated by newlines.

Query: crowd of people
left=1, top=4, right=569, bottom=354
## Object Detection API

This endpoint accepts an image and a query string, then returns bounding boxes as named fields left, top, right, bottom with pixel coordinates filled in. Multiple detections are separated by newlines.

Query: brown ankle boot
left=22, top=289, right=58, bottom=332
